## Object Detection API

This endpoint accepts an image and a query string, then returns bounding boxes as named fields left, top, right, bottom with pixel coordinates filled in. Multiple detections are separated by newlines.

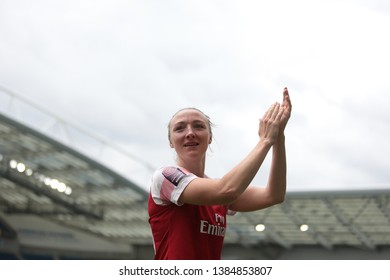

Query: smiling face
left=168, top=108, right=212, bottom=164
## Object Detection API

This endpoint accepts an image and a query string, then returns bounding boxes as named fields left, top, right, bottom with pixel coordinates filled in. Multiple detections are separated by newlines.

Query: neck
left=177, top=156, right=206, bottom=178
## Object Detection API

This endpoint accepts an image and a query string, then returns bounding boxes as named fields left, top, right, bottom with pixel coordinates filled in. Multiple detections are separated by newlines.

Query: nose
left=185, top=125, right=195, bottom=138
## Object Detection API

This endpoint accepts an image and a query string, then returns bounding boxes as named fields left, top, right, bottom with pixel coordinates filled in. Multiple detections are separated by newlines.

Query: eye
left=173, top=125, right=185, bottom=132
left=193, top=123, right=206, bottom=129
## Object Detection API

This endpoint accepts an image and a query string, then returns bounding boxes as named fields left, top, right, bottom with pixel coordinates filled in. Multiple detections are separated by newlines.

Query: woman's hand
left=258, top=102, right=284, bottom=145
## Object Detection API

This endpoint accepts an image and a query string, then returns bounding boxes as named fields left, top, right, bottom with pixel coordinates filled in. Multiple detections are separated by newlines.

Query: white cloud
left=0, top=0, right=389, bottom=192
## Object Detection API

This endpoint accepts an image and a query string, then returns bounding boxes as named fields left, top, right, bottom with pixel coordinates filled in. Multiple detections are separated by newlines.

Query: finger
left=270, top=103, right=281, bottom=120
left=276, top=107, right=285, bottom=121
left=283, top=88, right=289, bottom=101
left=283, top=87, right=292, bottom=108
left=262, top=102, right=277, bottom=119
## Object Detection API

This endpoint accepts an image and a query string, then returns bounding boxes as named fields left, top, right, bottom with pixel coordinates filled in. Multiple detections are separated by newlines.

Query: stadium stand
left=1, top=85, right=390, bottom=259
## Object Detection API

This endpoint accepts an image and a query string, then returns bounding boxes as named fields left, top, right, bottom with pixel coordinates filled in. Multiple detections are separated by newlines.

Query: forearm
left=266, top=134, right=287, bottom=203
left=219, top=103, right=284, bottom=200
left=220, top=139, right=273, bottom=199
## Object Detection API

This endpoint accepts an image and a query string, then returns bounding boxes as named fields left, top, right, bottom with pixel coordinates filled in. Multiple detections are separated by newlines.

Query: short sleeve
left=150, top=166, right=197, bottom=206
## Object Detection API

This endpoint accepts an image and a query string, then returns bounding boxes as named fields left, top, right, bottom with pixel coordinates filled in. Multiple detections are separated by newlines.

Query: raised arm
left=229, top=87, right=292, bottom=211
left=178, top=102, right=285, bottom=206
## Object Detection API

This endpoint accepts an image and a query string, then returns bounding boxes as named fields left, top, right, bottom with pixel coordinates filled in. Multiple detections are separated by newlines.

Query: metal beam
left=281, top=201, right=333, bottom=250
left=322, top=197, right=376, bottom=250
left=374, top=196, right=390, bottom=224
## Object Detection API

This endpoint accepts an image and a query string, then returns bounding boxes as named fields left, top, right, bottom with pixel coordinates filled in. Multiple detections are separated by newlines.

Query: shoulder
left=150, top=166, right=198, bottom=206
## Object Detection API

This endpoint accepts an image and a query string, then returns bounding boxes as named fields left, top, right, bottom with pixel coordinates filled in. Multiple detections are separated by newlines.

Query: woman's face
left=169, top=109, right=212, bottom=161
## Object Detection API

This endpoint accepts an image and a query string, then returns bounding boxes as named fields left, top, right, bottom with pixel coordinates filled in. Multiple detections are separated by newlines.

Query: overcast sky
left=1, top=0, right=389, bottom=193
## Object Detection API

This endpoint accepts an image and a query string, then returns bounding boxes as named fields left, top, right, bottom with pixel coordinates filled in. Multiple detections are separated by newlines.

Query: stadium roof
left=1, top=100, right=390, bottom=254
left=227, top=189, right=390, bottom=250
left=0, top=112, right=150, bottom=244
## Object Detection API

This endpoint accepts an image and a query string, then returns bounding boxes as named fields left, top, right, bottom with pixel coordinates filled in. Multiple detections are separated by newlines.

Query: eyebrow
left=172, top=120, right=206, bottom=127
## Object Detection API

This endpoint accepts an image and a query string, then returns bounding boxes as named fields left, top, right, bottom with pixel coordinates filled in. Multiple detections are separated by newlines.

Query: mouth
left=184, top=142, right=199, bottom=147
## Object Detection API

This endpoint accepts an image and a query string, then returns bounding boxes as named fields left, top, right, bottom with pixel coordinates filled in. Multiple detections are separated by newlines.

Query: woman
left=148, top=88, right=292, bottom=259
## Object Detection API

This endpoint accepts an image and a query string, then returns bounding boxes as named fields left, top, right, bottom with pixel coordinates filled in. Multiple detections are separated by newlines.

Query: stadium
left=1, top=85, right=390, bottom=260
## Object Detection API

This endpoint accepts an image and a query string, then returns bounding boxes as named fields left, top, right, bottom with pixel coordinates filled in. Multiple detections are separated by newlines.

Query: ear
left=170, top=142, right=174, bottom=148
left=209, top=136, right=212, bottom=144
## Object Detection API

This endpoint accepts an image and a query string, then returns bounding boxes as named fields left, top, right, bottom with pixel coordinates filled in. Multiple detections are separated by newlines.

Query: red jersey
left=148, top=166, right=230, bottom=260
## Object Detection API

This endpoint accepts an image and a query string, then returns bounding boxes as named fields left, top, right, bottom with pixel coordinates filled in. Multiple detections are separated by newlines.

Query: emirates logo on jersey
left=200, top=213, right=226, bottom=237
left=162, top=167, right=186, bottom=186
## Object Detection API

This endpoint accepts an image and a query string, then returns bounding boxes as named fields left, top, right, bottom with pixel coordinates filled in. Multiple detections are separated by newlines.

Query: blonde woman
left=149, top=88, right=292, bottom=260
